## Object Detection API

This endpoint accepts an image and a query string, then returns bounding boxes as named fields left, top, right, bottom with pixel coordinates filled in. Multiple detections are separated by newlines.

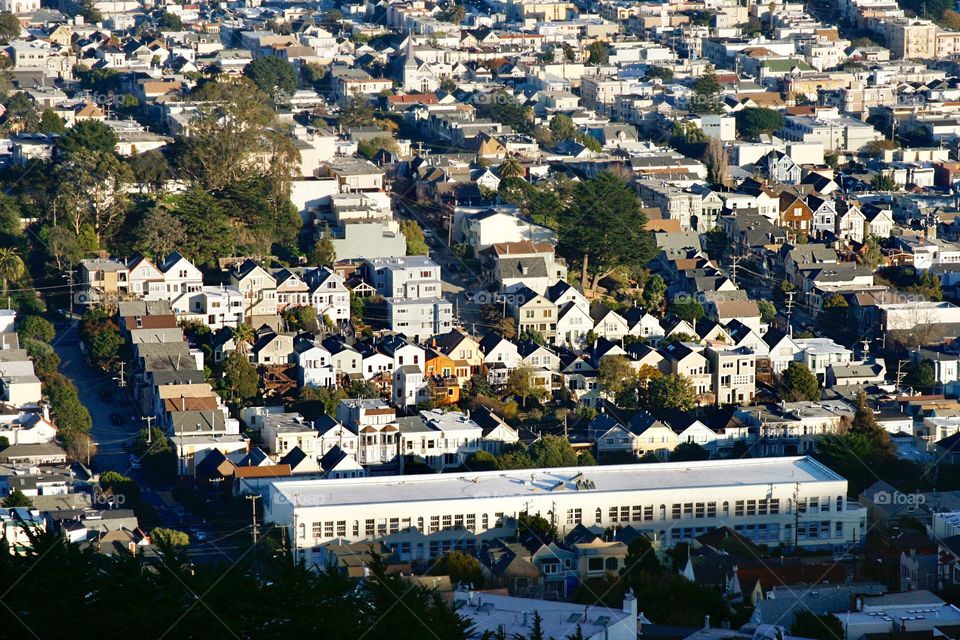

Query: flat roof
left=270, top=456, right=843, bottom=509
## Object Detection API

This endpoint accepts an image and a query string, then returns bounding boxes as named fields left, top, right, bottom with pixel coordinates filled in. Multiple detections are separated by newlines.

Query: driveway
left=53, top=321, right=141, bottom=475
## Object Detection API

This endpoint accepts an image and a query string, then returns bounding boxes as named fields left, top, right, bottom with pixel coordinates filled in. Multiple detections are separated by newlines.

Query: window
left=735, top=501, right=744, bottom=517
left=595, top=508, right=602, bottom=524
left=770, top=499, right=780, bottom=515
left=620, top=506, right=630, bottom=522
left=567, top=508, right=582, bottom=525
left=365, top=520, right=375, bottom=536
left=609, top=506, right=619, bottom=523
left=707, top=502, right=716, bottom=518
left=312, top=522, right=322, bottom=538
left=695, top=503, right=705, bottom=518
left=588, top=558, right=603, bottom=571
left=683, top=503, right=693, bottom=517
left=644, top=506, right=654, bottom=521
left=337, top=521, right=346, bottom=537
left=746, top=500, right=756, bottom=517
left=672, top=504, right=681, bottom=520
left=430, top=516, right=440, bottom=533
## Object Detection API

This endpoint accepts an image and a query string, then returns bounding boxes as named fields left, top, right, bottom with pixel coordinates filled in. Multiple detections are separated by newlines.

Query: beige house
left=230, top=259, right=278, bottom=324
left=510, top=285, right=558, bottom=341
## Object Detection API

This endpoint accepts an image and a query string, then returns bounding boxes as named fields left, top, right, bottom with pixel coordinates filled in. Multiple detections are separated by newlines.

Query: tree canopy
left=559, top=172, right=657, bottom=292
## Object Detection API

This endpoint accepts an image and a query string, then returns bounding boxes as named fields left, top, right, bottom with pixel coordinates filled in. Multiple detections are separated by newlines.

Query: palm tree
left=497, top=156, right=524, bottom=179
left=233, top=322, right=255, bottom=356
left=0, top=247, right=24, bottom=296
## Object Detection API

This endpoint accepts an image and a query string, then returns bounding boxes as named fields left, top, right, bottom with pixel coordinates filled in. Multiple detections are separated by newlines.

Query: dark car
left=110, top=413, right=124, bottom=426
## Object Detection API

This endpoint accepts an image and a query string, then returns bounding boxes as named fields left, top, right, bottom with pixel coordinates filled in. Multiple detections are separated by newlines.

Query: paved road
left=53, top=321, right=140, bottom=475
left=394, top=199, right=491, bottom=334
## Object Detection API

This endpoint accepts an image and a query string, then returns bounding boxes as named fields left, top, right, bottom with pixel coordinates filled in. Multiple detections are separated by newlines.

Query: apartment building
left=706, top=346, right=756, bottom=406
left=264, top=457, right=868, bottom=565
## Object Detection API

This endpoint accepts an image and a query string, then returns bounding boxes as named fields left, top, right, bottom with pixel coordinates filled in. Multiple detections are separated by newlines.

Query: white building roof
left=269, top=456, right=843, bottom=509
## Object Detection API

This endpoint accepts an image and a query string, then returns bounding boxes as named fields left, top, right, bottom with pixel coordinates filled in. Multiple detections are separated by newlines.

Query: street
left=393, top=198, right=492, bottom=334
left=53, top=321, right=140, bottom=475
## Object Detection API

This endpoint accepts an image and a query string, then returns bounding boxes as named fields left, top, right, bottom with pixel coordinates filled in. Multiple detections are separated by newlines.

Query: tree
left=871, top=172, right=897, bottom=191
left=429, top=550, right=484, bottom=587
left=529, top=435, right=578, bottom=468
left=549, top=113, right=578, bottom=141
left=643, top=274, right=667, bottom=312
left=668, top=298, right=705, bottom=323
left=484, top=92, right=531, bottom=133
left=80, top=311, right=123, bottom=367
left=399, top=219, right=429, bottom=256
left=703, top=136, right=729, bottom=186
left=244, top=56, right=297, bottom=100
left=691, top=64, right=723, bottom=114
left=157, top=11, right=182, bottom=31
left=307, top=224, right=336, bottom=267
left=859, top=235, right=884, bottom=269
left=497, top=156, right=524, bottom=179
left=781, top=361, right=820, bottom=401
left=283, top=305, right=319, bottom=333
left=56, top=148, right=132, bottom=240
left=130, top=150, right=171, bottom=193
left=151, top=527, right=189, bottom=547
left=598, top=355, right=636, bottom=397
left=222, top=351, right=258, bottom=402
left=3, top=92, right=37, bottom=133
left=560, top=172, right=657, bottom=292
left=59, top=120, right=118, bottom=156
left=0, top=12, right=19, bottom=43
left=179, top=79, right=277, bottom=191
left=645, top=66, right=674, bottom=81
left=818, top=294, right=849, bottom=336
left=734, top=108, right=785, bottom=139
left=791, top=612, right=843, bottom=640
left=2, top=488, right=32, bottom=508
left=437, top=3, right=466, bottom=23
left=357, top=135, right=398, bottom=160
left=295, top=384, right=347, bottom=420
left=905, top=359, right=935, bottom=391
left=0, top=247, right=24, bottom=295
left=506, top=365, right=545, bottom=408
left=772, top=279, right=795, bottom=309
left=339, top=90, right=376, bottom=128
left=587, top=41, right=609, bottom=64
left=18, top=316, right=55, bottom=343
left=169, top=188, right=234, bottom=265
left=757, top=300, right=777, bottom=323
left=648, top=374, right=696, bottom=413
left=38, top=108, right=65, bottom=134
left=621, top=535, right=663, bottom=578
left=464, top=450, right=498, bottom=471
left=670, top=442, right=710, bottom=462
left=134, top=205, right=187, bottom=259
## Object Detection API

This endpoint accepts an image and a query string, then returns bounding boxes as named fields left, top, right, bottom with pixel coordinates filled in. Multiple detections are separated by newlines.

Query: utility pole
left=117, top=361, right=126, bottom=388
left=731, top=256, right=742, bottom=287
left=66, top=269, right=74, bottom=318
left=142, top=415, right=154, bottom=445
left=784, top=290, right=795, bottom=336
left=895, top=359, right=909, bottom=394
left=247, top=494, right=261, bottom=544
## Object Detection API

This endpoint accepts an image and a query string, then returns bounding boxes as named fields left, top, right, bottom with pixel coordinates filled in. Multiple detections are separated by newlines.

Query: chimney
left=623, top=588, right=637, bottom=618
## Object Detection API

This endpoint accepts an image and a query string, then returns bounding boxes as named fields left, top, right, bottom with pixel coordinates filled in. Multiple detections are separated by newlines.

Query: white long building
left=263, top=456, right=867, bottom=565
